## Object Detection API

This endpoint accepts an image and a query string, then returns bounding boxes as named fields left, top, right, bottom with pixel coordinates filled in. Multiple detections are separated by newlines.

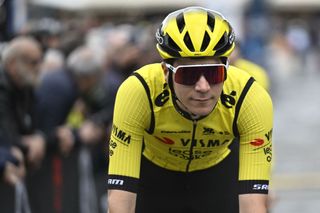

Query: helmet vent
left=214, top=32, right=232, bottom=56
left=183, top=32, right=195, bottom=52
left=207, top=12, right=215, bottom=32
left=176, top=13, right=186, bottom=33
left=200, top=31, right=210, bottom=51
left=167, top=35, right=181, bottom=51
left=213, top=32, right=227, bottom=51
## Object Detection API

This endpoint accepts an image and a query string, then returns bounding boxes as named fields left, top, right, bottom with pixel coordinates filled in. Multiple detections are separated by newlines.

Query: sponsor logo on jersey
left=155, top=87, right=170, bottom=106
left=253, top=183, right=269, bottom=191
left=251, top=141, right=272, bottom=161
left=264, top=144, right=272, bottom=162
left=250, top=138, right=265, bottom=146
left=221, top=91, right=236, bottom=108
left=249, top=129, right=273, bottom=162
left=155, top=136, right=175, bottom=145
left=203, top=127, right=231, bottom=136
left=265, top=129, right=273, bottom=142
left=169, top=148, right=212, bottom=160
left=181, top=138, right=230, bottom=147
left=109, top=139, right=117, bottom=156
left=112, top=124, right=131, bottom=145
left=203, top=127, right=215, bottom=135
left=108, top=179, right=124, bottom=186
left=110, top=140, right=117, bottom=149
left=250, top=138, right=272, bottom=162
left=264, top=145, right=272, bottom=155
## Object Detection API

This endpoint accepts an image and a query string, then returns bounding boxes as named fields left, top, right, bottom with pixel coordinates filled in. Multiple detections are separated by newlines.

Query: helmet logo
left=228, top=31, right=235, bottom=45
left=156, top=30, right=164, bottom=45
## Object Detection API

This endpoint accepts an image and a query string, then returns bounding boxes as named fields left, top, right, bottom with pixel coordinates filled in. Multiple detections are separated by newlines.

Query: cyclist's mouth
left=192, top=97, right=213, bottom=102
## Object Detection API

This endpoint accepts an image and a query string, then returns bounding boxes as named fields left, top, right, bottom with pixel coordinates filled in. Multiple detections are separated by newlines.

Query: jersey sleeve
left=108, top=75, right=150, bottom=193
left=237, top=81, right=273, bottom=194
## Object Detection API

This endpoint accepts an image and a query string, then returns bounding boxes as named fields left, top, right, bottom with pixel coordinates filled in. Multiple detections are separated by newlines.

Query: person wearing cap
left=107, top=6, right=273, bottom=213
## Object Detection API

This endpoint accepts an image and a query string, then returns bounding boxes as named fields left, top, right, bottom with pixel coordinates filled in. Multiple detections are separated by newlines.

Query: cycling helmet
left=156, top=6, right=235, bottom=59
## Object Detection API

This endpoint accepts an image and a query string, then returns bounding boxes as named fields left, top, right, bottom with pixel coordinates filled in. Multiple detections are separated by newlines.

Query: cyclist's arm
left=107, top=74, right=150, bottom=211
left=239, top=194, right=268, bottom=213
left=237, top=81, right=273, bottom=212
left=108, top=190, right=136, bottom=213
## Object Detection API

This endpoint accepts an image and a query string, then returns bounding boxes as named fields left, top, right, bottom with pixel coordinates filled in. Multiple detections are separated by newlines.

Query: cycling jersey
left=108, top=63, right=273, bottom=194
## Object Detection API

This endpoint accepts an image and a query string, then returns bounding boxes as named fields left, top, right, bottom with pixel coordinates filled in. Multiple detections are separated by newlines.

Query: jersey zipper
left=186, top=120, right=197, bottom=172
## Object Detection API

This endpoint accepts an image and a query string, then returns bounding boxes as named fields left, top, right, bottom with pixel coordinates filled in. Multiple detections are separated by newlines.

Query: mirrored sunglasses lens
left=203, top=66, right=225, bottom=84
left=174, top=65, right=225, bottom=85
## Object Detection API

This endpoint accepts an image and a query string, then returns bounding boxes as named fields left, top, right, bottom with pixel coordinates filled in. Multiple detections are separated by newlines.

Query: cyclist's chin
left=189, top=104, right=215, bottom=117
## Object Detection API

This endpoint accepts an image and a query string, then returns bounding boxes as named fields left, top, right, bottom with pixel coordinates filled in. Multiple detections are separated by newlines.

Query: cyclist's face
left=171, top=57, right=224, bottom=117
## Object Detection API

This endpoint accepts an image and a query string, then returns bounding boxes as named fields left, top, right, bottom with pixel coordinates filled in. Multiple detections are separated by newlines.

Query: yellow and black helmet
left=156, top=6, right=235, bottom=59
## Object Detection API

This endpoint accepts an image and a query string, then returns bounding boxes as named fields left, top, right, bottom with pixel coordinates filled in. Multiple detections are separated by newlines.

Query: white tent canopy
left=30, top=0, right=320, bottom=12
left=30, top=0, right=206, bottom=11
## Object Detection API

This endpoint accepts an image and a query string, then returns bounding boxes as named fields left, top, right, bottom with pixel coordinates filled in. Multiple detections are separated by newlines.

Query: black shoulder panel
left=131, top=73, right=155, bottom=134
left=232, top=77, right=255, bottom=138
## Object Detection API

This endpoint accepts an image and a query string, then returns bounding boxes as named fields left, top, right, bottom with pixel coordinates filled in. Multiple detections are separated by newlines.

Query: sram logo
left=253, top=184, right=268, bottom=190
left=108, top=179, right=124, bottom=185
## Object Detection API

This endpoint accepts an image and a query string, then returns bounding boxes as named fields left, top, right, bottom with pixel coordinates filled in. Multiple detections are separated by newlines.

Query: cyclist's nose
left=194, top=75, right=210, bottom=92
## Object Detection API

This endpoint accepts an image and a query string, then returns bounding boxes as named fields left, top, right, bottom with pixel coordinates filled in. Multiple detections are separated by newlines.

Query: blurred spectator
left=26, top=45, right=117, bottom=213
left=285, top=20, right=311, bottom=57
left=105, top=24, right=144, bottom=81
left=27, top=17, right=64, bottom=52
left=0, top=36, right=45, bottom=212
left=0, top=146, right=25, bottom=185
left=26, top=18, right=66, bottom=78
left=265, top=31, right=299, bottom=83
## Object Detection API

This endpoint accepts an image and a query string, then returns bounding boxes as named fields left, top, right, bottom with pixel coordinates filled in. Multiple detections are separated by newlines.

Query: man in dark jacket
left=26, top=46, right=119, bottom=213
left=0, top=36, right=45, bottom=212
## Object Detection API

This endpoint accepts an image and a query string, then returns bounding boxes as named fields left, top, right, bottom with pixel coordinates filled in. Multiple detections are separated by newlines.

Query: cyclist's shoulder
left=225, top=65, right=270, bottom=100
left=134, top=63, right=163, bottom=79
left=131, top=63, right=165, bottom=92
left=225, top=65, right=252, bottom=87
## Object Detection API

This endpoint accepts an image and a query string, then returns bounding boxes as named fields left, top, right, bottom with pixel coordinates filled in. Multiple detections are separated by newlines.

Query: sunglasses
left=166, top=63, right=227, bottom=86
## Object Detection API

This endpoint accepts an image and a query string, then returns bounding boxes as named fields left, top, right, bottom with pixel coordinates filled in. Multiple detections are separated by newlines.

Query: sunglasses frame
left=165, top=62, right=228, bottom=85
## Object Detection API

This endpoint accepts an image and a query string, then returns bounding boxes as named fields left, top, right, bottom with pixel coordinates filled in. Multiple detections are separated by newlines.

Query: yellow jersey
left=108, top=63, right=273, bottom=192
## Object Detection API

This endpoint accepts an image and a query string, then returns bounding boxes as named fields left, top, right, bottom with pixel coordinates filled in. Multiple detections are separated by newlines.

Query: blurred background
left=1, top=0, right=320, bottom=212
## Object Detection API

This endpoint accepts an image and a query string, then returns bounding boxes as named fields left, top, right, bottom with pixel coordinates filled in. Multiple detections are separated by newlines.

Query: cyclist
left=107, top=6, right=273, bottom=213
